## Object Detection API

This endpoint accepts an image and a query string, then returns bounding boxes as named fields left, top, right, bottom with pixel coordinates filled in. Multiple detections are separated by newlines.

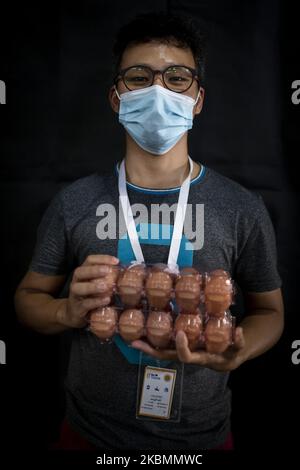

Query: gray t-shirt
left=29, top=162, right=281, bottom=450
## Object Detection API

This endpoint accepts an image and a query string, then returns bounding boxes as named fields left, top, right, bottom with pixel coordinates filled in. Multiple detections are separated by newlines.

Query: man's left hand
left=131, top=327, right=246, bottom=371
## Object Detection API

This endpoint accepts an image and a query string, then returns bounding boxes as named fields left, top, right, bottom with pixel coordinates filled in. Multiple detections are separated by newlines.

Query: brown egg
left=89, top=306, right=118, bottom=341
left=117, top=264, right=146, bottom=307
left=175, top=267, right=202, bottom=313
left=118, top=308, right=145, bottom=342
left=210, top=269, right=230, bottom=279
left=90, top=265, right=120, bottom=307
left=204, top=316, right=232, bottom=354
left=204, top=272, right=233, bottom=316
left=174, top=313, right=202, bottom=351
left=146, top=311, right=173, bottom=349
left=180, top=267, right=201, bottom=276
left=104, top=264, right=120, bottom=296
left=145, top=265, right=173, bottom=310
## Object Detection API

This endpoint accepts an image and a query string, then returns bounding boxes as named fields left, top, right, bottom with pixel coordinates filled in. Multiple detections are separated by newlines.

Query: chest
left=69, top=197, right=237, bottom=274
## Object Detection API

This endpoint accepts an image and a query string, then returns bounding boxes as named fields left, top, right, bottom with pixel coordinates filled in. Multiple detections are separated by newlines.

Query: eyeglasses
left=115, top=64, right=199, bottom=93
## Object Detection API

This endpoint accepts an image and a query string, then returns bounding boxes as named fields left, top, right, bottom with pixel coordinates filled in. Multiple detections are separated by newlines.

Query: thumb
left=176, top=330, right=192, bottom=362
left=233, top=326, right=245, bottom=350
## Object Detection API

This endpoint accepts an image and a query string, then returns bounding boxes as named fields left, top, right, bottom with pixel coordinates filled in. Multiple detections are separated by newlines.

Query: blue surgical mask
left=116, top=84, right=200, bottom=155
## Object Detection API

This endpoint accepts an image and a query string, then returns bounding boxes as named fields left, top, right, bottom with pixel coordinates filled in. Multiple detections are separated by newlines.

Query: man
left=14, top=12, right=283, bottom=450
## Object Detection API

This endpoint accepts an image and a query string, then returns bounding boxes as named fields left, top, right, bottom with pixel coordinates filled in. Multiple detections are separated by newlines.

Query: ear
left=193, top=87, right=205, bottom=117
left=108, top=85, right=120, bottom=113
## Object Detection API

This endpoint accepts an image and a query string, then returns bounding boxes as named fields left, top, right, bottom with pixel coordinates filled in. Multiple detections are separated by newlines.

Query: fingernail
left=99, top=265, right=109, bottom=274
left=96, top=281, right=106, bottom=290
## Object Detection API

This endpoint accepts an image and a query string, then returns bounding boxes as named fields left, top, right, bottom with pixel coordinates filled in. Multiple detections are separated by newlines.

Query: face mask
left=116, top=84, right=200, bottom=155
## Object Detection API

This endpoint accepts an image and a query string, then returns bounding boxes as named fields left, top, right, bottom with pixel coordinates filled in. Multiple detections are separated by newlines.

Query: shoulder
left=203, top=166, right=267, bottom=219
left=56, top=172, right=115, bottom=208
left=59, top=173, right=107, bottom=197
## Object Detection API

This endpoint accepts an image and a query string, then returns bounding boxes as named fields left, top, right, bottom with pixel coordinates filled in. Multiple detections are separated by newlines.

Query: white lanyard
left=118, top=157, right=193, bottom=267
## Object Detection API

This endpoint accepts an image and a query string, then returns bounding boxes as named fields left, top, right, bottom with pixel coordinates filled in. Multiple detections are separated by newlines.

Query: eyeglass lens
left=123, top=66, right=194, bottom=92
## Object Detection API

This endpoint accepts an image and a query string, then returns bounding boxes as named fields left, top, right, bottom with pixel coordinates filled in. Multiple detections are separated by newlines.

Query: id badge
left=136, top=353, right=184, bottom=422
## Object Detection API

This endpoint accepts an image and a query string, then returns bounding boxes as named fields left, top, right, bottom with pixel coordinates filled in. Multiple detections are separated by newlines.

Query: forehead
left=120, top=42, right=196, bottom=69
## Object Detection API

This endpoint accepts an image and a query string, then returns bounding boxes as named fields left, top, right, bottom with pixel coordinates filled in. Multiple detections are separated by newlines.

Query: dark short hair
left=113, top=12, right=206, bottom=84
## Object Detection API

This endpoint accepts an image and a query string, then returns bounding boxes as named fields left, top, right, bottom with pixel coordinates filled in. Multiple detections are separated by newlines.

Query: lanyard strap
left=118, top=157, right=193, bottom=266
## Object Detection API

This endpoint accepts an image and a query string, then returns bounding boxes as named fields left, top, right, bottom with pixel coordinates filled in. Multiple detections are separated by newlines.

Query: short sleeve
left=29, top=192, right=72, bottom=275
left=234, top=197, right=282, bottom=292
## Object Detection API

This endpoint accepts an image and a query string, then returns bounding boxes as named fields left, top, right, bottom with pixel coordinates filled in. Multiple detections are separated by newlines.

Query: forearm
left=238, top=309, right=284, bottom=362
left=14, top=289, right=69, bottom=335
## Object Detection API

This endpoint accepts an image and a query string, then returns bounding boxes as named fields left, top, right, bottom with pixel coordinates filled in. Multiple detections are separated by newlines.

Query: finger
left=190, top=349, right=236, bottom=369
left=189, top=350, right=217, bottom=366
left=80, top=296, right=111, bottom=313
left=232, top=327, right=245, bottom=350
left=175, top=331, right=193, bottom=363
left=73, top=265, right=112, bottom=281
left=131, top=340, right=178, bottom=361
left=71, top=280, right=108, bottom=297
left=83, top=255, right=119, bottom=266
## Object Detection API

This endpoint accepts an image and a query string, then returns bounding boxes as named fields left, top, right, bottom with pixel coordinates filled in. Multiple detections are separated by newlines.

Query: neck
left=124, top=134, right=200, bottom=189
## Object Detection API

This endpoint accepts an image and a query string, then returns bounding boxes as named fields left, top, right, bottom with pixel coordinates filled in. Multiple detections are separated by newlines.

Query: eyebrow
left=122, top=63, right=194, bottom=70
left=131, top=62, right=179, bottom=67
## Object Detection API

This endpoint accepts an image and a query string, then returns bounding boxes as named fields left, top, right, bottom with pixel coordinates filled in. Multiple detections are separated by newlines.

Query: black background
left=0, top=0, right=299, bottom=465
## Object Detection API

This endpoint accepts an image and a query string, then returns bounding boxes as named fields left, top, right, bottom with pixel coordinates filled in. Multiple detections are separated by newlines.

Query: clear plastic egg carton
left=87, top=262, right=236, bottom=353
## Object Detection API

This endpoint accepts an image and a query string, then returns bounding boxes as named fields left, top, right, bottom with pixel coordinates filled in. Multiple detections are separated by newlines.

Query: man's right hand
left=61, top=255, right=119, bottom=329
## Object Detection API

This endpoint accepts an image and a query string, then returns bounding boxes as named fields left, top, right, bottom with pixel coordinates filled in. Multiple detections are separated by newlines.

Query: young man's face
left=109, top=41, right=204, bottom=117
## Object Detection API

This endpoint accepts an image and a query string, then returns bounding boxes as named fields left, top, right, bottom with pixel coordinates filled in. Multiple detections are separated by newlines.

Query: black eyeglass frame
left=114, top=64, right=200, bottom=93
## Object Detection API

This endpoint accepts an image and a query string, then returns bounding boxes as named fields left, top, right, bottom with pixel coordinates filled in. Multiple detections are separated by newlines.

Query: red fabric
left=53, top=419, right=96, bottom=450
left=53, top=418, right=234, bottom=451
left=214, top=432, right=234, bottom=450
